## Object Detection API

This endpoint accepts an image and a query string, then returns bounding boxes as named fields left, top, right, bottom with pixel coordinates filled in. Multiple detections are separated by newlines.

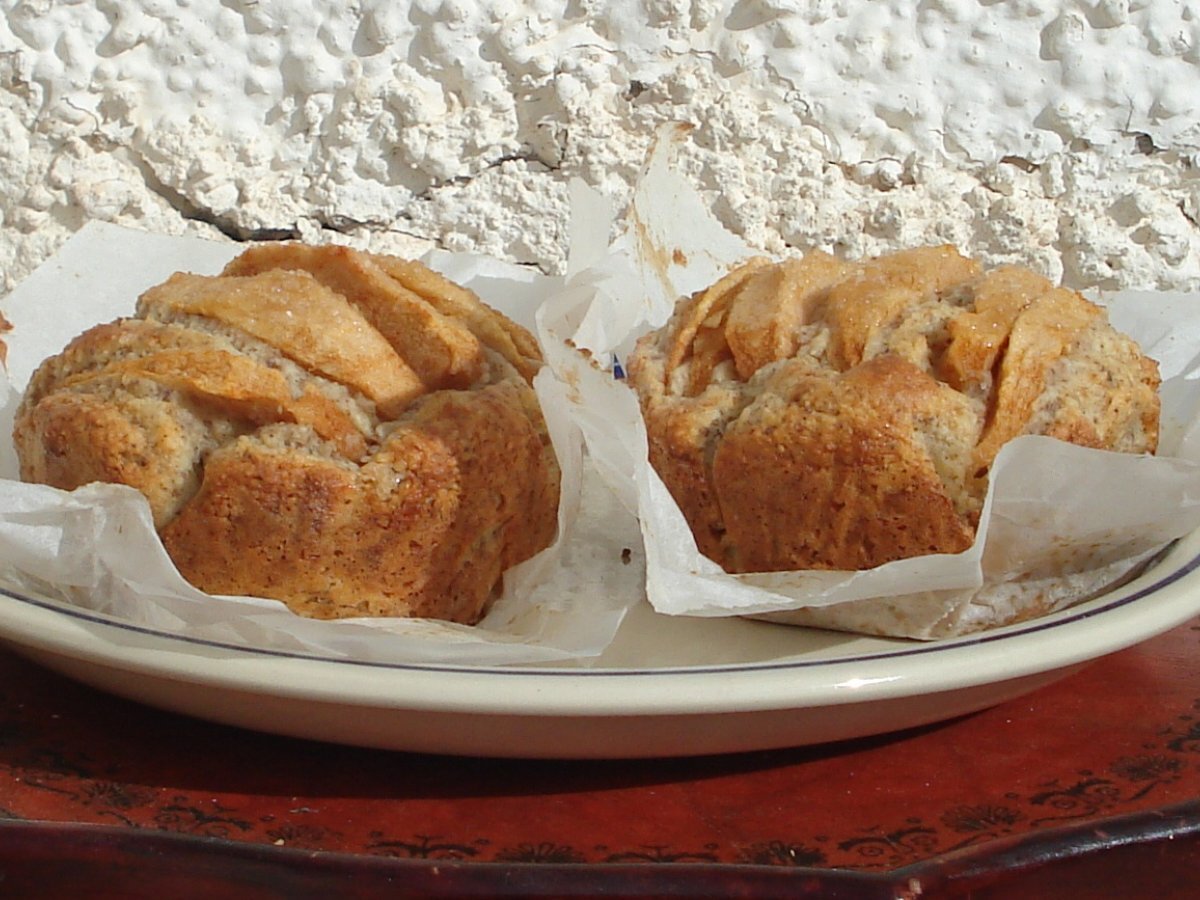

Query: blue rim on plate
left=0, top=534, right=1197, bottom=758
left=0, top=544, right=1194, bottom=676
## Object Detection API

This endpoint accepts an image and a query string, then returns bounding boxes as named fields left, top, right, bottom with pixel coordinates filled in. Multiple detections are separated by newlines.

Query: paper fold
left=6, top=134, right=1200, bottom=652
left=536, top=126, right=1200, bottom=637
left=0, top=223, right=644, bottom=665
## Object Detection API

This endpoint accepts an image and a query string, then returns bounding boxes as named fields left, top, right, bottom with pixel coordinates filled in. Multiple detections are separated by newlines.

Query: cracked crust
left=627, top=246, right=1160, bottom=575
left=14, top=245, right=560, bottom=624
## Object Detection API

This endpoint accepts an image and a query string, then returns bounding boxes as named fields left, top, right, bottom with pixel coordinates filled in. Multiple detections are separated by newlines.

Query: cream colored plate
left=0, top=532, right=1198, bottom=759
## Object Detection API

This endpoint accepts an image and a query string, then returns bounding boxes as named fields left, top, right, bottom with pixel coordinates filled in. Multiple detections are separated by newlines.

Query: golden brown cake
left=627, top=245, right=1160, bottom=575
left=13, top=245, right=559, bottom=624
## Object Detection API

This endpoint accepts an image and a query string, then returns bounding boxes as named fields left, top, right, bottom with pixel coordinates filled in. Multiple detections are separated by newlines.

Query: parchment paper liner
left=536, top=127, right=1200, bottom=638
left=0, top=223, right=644, bottom=665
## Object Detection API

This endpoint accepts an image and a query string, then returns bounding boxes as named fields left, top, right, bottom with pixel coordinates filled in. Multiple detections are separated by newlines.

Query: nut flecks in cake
left=13, top=245, right=560, bottom=624
left=627, top=245, right=1161, bottom=574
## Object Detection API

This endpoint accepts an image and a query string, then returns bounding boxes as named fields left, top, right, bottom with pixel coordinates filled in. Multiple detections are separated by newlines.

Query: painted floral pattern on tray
left=0, top=625, right=1198, bottom=873
left=2, top=750, right=1192, bottom=869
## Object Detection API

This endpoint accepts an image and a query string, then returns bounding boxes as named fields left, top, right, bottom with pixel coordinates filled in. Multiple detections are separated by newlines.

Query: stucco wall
left=3, top=0, right=1199, bottom=295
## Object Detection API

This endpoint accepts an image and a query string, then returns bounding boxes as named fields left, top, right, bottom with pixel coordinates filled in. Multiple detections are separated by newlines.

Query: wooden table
left=0, top=616, right=1198, bottom=898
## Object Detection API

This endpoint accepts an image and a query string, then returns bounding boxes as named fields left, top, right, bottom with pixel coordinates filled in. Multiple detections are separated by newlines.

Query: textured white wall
left=2, top=0, right=1200, bottom=296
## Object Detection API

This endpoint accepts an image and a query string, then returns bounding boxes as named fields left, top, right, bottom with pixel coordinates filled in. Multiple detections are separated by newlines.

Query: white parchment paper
left=0, top=222, right=645, bottom=665
left=5, top=136, right=1200, bottom=651
left=537, top=127, right=1200, bottom=635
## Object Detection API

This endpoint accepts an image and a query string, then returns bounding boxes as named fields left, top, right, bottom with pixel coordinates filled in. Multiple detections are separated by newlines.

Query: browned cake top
left=14, top=245, right=559, bottom=624
left=628, top=245, right=1160, bottom=574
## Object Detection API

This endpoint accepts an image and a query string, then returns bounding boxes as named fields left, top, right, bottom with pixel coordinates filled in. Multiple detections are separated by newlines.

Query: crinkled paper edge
left=536, top=124, right=1200, bottom=639
left=0, top=223, right=646, bottom=665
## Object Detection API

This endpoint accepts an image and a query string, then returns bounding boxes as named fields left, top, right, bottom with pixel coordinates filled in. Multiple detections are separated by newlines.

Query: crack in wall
left=415, top=150, right=557, bottom=201
left=120, top=141, right=558, bottom=248
left=126, top=147, right=300, bottom=241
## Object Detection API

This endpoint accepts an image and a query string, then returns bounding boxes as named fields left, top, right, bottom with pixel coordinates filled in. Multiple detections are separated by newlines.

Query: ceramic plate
left=0, top=531, right=1198, bottom=759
